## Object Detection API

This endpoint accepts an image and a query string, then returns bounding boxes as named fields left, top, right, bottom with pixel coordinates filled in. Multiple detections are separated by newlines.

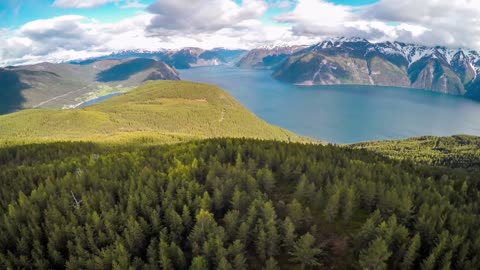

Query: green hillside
left=352, top=135, right=480, bottom=170
left=0, top=80, right=310, bottom=145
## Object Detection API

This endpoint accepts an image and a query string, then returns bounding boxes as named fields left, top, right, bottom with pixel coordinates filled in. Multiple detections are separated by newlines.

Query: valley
left=4, top=2, right=480, bottom=269
left=1, top=71, right=479, bottom=270
left=0, top=58, right=179, bottom=114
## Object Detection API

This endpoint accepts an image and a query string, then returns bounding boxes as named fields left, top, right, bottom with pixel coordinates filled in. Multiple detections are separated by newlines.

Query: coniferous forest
left=1, top=138, right=479, bottom=269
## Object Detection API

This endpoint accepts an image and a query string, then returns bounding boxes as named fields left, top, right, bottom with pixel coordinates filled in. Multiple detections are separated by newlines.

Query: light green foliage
left=353, top=135, right=480, bottom=170
left=289, top=233, right=322, bottom=269
left=0, top=80, right=312, bottom=145
left=359, top=237, right=392, bottom=270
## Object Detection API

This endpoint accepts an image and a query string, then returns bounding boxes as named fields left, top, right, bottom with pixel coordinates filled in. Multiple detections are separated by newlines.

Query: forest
left=1, top=138, right=479, bottom=269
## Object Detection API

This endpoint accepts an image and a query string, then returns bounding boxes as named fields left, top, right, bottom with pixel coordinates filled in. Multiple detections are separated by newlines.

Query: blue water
left=78, top=93, right=121, bottom=107
left=179, top=66, right=480, bottom=144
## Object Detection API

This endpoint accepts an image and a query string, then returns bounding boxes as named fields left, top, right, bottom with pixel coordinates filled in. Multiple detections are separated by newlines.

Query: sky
left=1, top=0, right=480, bottom=66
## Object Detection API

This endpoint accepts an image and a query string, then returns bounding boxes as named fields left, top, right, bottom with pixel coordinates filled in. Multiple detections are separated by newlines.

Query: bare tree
left=71, top=191, right=82, bottom=209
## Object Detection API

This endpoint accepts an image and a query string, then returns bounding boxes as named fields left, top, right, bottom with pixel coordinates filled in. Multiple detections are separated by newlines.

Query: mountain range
left=72, top=48, right=247, bottom=69
left=0, top=58, right=179, bottom=114
left=3, top=38, right=480, bottom=115
left=267, top=37, right=480, bottom=99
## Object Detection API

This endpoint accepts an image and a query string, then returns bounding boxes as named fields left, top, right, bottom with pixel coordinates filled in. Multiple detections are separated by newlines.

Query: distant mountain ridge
left=236, top=43, right=308, bottom=69
left=0, top=58, right=179, bottom=114
left=270, top=37, right=480, bottom=98
left=71, top=48, right=247, bottom=69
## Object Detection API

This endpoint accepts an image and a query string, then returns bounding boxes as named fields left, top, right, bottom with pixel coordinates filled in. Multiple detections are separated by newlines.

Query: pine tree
left=264, top=257, right=279, bottom=270
left=400, top=233, right=421, bottom=270
left=200, top=192, right=212, bottom=211
left=159, top=240, right=174, bottom=270
left=218, top=257, right=232, bottom=270
left=182, top=205, right=192, bottom=229
left=256, top=228, right=268, bottom=263
left=289, top=233, right=322, bottom=270
left=224, top=210, right=240, bottom=240
left=342, top=186, right=355, bottom=222
left=324, top=189, right=341, bottom=222
left=359, top=237, right=392, bottom=270
left=282, top=217, right=297, bottom=252
left=233, top=253, right=247, bottom=270
left=257, top=168, right=275, bottom=193
left=189, top=256, right=209, bottom=270
left=286, top=199, right=303, bottom=227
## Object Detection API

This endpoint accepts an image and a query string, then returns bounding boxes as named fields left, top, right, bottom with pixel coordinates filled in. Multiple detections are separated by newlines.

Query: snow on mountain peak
left=257, top=42, right=296, bottom=50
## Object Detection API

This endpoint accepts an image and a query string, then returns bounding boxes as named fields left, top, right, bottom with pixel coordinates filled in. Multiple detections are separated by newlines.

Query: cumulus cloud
left=0, top=8, right=304, bottom=66
left=0, top=14, right=164, bottom=65
left=362, top=0, right=480, bottom=48
left=276, top=0, right=480, bottom=50
left=3, top=0, right=480, bottom=66
left=146, top=0, right=267, bottom=35
left=274, top=0, right=427, bottom=43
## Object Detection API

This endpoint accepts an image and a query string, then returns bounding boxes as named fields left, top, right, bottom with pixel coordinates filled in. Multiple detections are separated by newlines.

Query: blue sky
left=0, top=0, right=156, bottom=28
left=0, top=0, right=380, bottom=28
left=0, top=0, right=478, bottom=66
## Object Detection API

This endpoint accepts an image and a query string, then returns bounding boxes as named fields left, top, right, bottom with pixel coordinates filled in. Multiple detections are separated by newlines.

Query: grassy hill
left=0, top=80, right=311, bottom=145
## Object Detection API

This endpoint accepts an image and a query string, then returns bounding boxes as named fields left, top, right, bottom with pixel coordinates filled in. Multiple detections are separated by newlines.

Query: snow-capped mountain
left=236, top=43, right=308, bottom=69
left=272, top=37, right=480, bottom=98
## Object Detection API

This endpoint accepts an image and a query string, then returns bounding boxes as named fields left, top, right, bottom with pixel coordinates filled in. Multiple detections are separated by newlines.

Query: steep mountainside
left=72, top=48, right=247, bottom=69
left=236, top=44, right=307, bottom=69
left=0, top=80, right=309, bottom=144
left=0, top=59, right=179, bottom=114
left=273, top=37, right=480, bottom=97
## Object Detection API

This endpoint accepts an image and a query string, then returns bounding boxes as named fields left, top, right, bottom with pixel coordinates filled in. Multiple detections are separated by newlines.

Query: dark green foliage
left=1, top=138, right=480, bottom=269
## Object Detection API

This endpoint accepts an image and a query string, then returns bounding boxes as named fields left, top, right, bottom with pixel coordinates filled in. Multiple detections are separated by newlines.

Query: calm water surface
left=180, top=66, right=480, bottom=144
left=78, top=93, right=121, bottom=107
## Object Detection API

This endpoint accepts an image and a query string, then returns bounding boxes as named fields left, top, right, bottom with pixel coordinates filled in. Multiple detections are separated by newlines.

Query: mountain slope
left=0, top=59, right=179, bottom=114
left=0, top=80, right=310, bottom=144
left=273, top=37, right=480, bottom=97
left=236, top=44, right=307, bottom=69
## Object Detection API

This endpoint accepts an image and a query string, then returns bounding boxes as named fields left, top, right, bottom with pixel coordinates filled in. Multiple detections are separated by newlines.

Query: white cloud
left=275, top=0, right=480, bottom=50
left=0, top=14, right=162, bottom=65
left=0, top=8, right=306, bottom=66
left=3, top=0, right=480, bottom=66
left=53, top=0, right=119, bottom=8
left=362, top=0, right=480, bottom=48
left=146, top=0, right=267, bottom=34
